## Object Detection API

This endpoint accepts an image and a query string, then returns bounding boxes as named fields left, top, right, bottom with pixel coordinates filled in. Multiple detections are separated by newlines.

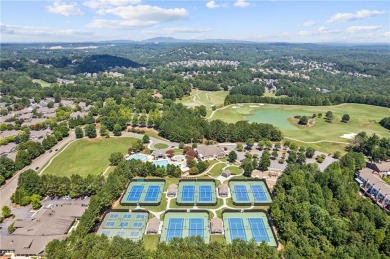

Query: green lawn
left=224, top=166, right=243, bottom=175
left=211, top=103, right=390, bottom=153
left=32, top=79, right=52, bottom=87
left=41, top=137, right=138, bottom=177
left=143, top=235, right=160, bottom=250
left=176, top=89, right=229, bottom=117
left=153, top=143, right=169, bottom=150
left=209, top=163, right=227, bottom=177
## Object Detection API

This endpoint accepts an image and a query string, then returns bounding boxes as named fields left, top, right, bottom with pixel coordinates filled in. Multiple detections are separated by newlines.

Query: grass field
left=176, top=90, right=229, bottom=117
left=153, top=143, right=169, bottom=150
left=32, top=79, right=52, bottom=87
left=143, top=235, right=160, bottom=250
left=41, top=137, right=138, bottom=177
left=209, top=163, right=227, bottom=177
left=211, top=103, right=390, bottom=152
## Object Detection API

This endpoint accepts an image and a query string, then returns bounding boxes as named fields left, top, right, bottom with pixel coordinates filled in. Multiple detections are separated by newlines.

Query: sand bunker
left=250, top=105, right=258, bottom=108
left=340, top=133, right=357, bottom=139
left=232, top=106, right=239, bottom=109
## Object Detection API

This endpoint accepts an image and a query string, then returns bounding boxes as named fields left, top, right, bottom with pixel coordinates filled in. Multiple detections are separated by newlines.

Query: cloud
left=0, top=24, right=94, bottom=37
left=47, top=1, right=83, bottom=16
left=206, top=1, right=219, bottom=9
left=346, top=26, right=382, bottom=33
left=303, top=21, right=316, bottom=27
left=297, top=26, right=339, bottom=36
left=234, top=0, right=250, bottom=8
left=89, top=5, right=188, bottom=29
left=383, top=32, right=390, bottom=37
left=84, top=0, right=140, bottom=9
left=327, top=9, right=386, bottom=23
left=144, top=27, right=212, bottom=35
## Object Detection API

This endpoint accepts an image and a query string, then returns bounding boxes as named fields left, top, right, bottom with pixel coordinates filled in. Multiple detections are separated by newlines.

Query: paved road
left=0, top=131, right=75, bottom=208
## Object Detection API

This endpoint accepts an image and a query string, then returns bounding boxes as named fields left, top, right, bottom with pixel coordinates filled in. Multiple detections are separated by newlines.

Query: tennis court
left=160, top=212, right=210, bottom=243
left=177, top=181, right=217, bottom=205
left=229, top=180, right=272, bottom=205
left=97, top=212, right=149, bottom=241
left=223, top=212, right=276, bottom=246
left=120, top=180, right=165, bottom=206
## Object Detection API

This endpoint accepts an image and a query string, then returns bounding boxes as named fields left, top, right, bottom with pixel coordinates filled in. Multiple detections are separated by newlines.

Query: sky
left=1, top=0, right=389, bottom=43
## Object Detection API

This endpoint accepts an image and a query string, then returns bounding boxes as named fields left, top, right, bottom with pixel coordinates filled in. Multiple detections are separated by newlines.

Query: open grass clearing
left=32, top=79, right=52, bottom=87
left=41, top=137, right=138, bottom=177
left=211, top=103, right=390, bottom=153
left=153, top=143, right=169, bottom=150
left=209, top=163, right=227, bottom=177
left=143, top=235, right=160, bottom=250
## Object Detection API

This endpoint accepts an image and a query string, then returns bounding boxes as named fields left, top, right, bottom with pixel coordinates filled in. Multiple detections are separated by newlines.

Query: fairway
left=42, top=137, right=138, bottom=177
left=211, top=103, right=390, bottom=152
left=176, top=90, right=228, bottom=117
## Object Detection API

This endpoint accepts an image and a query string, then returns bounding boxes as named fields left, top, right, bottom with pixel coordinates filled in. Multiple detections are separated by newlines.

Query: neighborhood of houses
left=0, top=98, right=91, bottom=162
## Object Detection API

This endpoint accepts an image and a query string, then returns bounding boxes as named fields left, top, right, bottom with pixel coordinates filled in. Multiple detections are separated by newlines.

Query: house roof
left=370, top=162, right=390, bottom=172
left=167, top=184, right=178, bottom=194
left=0, top=143, right=17, bottom=154
left=0, top=130, right=19, bottom=138
left=359, top=168, right=390, bottom=198
left=218, top=184, right=229, bottom=194
left=146, top=217, right=160, bottom=233
left=222, top=170, right=231, bottom=176
left=210, top=217, right=223, bottom=232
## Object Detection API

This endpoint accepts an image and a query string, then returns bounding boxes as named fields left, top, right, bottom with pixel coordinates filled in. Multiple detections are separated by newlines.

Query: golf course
left=210, top=103, right=390, bottom=143
left=40, top=137, right=138, bottom=177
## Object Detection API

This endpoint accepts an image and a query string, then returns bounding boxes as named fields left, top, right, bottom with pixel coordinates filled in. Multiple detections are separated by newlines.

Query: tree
left=325, top=111, right=334, bottom=123
left=242, top=158, right=254, bottom=177
left=298, top=116, right=309, bottom=125
left=142, top=135, right=150, bottom=144
left=271, top=151, right=278, bottom=159
left=2, top=206, right=11, bottom=218
left=75, top=126, right=84, bottom=139
left=245, top=138, right=255, bottom=149
left=259, top=151, right=271, bottom=171
left=84, top=124, right=97, bottom=138
left=305, top=147, right=315, bottom=158
left=236, top=143, right=243, bottom=152
left=132, top=140, right=144, bottom=153
left=228, top=151, right=238, bottom=163
left=30, top=194, right=42, bottom=210
left=333, top=151, right=342, bottom=159
left=342, top=114, right=350, bottom=123
left=109, top=152, right=124, bottom=165
left=113, top=123, right=122, bottom=136
left=100, top=125, right=108, bottom=136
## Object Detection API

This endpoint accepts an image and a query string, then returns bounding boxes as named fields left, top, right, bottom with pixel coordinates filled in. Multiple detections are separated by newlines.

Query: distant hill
left=73, top=54, right=143, bottom=73
left=142, top=37, right=253, bottom=44
left=142, top=37, right=186, bottom=43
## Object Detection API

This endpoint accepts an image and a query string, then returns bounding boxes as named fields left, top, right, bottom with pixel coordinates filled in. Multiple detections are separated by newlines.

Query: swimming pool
left=128, top=153, right=148, bottom=161
left=153, top=159, right=169, bottom=167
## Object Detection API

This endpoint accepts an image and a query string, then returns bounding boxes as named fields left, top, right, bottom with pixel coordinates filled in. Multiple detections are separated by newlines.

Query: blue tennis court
left=144, top=185, right=161, bottom=202
left=199, top=186, right=212, bottom=202
left=188, top=218, right=204, bottom=238
left=126, top=185, right=144, bottom=202
left=248, top=218, right=270, bottom=242
left=109, top=213, right=119, bottom=219
left=182, top=185, right=195, bottom=202
left=251, top=185, right=267, bottom=201
left=166, top=218, right=184, bottom=241
left=228, top=218, right=247, bottom=241
left=234, top=185, right=250, bottom=201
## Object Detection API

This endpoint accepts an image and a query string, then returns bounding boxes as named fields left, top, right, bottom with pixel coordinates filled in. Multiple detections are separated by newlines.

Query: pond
left=246, top=109, right=304, bottom=131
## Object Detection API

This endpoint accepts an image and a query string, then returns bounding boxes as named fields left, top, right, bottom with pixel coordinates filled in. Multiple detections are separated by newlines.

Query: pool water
left=246, top=109, right=307, bottom=131
left=129, top=153, right=148, bottom=161
left=153, top=159, right=169, bottom=167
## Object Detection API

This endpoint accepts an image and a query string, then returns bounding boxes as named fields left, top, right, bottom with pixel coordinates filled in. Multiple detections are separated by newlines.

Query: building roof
left=370, top=162, right=390, bottom=172
left=222, top=170, right=231, bottom=177
left=0, top=130, right=19, bottom=138
left=359, top=168, right=390, bottom=198
left=30, top=129, right=52, bottom=139
left=196, top=145, right=225, bottom=158
left=146, top=217, right=160, bottom=233
left=167, top=184, right=178, bottom=194
left=0, top=235, right=67, bottom=256
left=218, top=184, right=229, bottom=194
left=210, top=217, right=223, bottom=233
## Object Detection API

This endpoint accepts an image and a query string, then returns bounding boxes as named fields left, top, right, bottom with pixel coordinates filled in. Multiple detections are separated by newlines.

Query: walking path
left=284, top=136, right=349, bottom=145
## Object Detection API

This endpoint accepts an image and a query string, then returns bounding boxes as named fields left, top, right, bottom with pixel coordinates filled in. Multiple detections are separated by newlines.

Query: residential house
left=368, top=161, right=390, bottom=177
left=0, top=142, right=17, bottom=158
